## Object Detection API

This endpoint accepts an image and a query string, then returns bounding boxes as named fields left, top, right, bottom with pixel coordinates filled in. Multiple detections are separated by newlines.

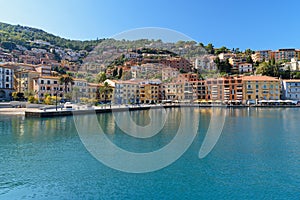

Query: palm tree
left=59, top=74, right=74, bottom=97
left=99, top=82, right=113, bottom=103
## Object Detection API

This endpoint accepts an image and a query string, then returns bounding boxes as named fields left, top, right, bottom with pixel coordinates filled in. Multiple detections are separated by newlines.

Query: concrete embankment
left=1, top=103, right=299, bottom=118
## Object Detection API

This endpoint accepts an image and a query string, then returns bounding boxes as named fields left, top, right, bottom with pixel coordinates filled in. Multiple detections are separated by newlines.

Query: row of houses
left=0, top=63, right=111, bottom=102
left=252, top=49, right=300, bottom=63
left=112, top=74, right=283, bottom=104
left=1, top=62, right=300, bottom=104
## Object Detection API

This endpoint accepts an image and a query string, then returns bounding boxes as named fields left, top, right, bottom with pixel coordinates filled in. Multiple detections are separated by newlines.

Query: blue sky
left=0, top=0, right=299, bottom=50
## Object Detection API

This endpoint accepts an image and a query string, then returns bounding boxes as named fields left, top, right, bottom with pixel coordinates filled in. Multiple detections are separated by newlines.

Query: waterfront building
left=73, top=79, right=88, bottom=101
left=140, top=83, right=159, bottom=104
left=0, top=65, right=14, bottom=100
left=114, top=79, right=141, bottom=104
left=205, top=76, right=243, bottom=102
left=242, top=76, right=280, bottom=102
left=169, top=73, right=204, bottom=102
left=33, top=76, right=64, bottom=100
left=14, top=69, right=39, bottom=94
left=281, top=79, right=300, bottom=100
left=160, top=82, right=178, bottom=101
left=87, top=83, right=99, bottom=100
left=98, top=83, right=114, bottom=103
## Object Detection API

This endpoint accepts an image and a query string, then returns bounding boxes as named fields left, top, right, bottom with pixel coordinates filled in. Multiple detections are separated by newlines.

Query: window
left=54, top=81, right=57, bottom=84
left=41, top=80, right=44, bottom=84
left=47, top=80, right=50, bottom=84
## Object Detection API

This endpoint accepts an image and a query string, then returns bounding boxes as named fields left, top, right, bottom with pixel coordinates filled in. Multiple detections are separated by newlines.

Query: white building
left=238, top=63, right=253, bottom=74
left=282, top=58, right=300, bottom=71
left=0, top=66, right=14, bottom=100
left=194, top=55, right=217, bottom=71
left=282, top=80, right=300, bottom=100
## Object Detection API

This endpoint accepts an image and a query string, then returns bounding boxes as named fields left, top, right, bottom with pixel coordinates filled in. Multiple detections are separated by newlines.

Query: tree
left=95, top=72, right=106, bottom=83
left=24, top=90, right=35, bottom=99
left=99, top=82, right=113, bottom=103
left=256, top=62, right=272, bottom=75
left=205, top=43, right=214, bottom=54
left=59, top=74, right=74, bottom=95
left=292, top=72, right=300, bottom=79
left=245, top=49, right=254, bottom=55
left=112, top=68, right=118, bottom=77
left=215, top=46, right=229, bottom=55
left=246, top=55, right=254, bottom=64
left=214, top=58, right=232, bottom=73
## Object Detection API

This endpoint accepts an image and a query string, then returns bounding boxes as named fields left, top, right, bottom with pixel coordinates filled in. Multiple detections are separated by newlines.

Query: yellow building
left=87, top=83, right=99, bottom=100
left=140, top=84, right=159, bottom=104
left=242, top=76, right=280, bottom=101
left=98, top=83, right=114, bottom=103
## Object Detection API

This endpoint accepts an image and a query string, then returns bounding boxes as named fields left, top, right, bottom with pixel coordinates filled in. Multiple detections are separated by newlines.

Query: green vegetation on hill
left=0, top=22, right=101, bottom=51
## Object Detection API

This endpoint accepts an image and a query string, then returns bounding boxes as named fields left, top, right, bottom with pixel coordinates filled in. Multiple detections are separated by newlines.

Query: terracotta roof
left=74, top=78, right=87, bottom=82
left=88, top=83, right=101, bottom=87
left=34, top=76, right=59, bottom=79
left=242, top=76, right=279, bottom=81
left=282, top=79, right=300, bottom=82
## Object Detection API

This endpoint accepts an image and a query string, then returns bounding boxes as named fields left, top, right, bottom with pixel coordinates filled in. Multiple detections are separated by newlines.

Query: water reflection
left=1, top=108, right=300, bottom=198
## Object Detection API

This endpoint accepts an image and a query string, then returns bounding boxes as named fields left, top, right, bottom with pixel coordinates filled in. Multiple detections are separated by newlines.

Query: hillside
left=0, top=22, right=101, bottom=52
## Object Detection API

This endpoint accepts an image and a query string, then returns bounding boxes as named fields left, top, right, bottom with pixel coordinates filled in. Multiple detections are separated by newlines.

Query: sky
left=0, top=0, right=299, bottom=50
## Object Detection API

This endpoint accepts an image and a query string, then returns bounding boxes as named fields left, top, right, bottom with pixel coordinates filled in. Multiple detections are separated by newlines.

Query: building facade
left=242, top=76, right=280, bottom=101
left=162, top=67, right=179, bottom=82
left=33, top=76, right=65, bottom=101
left=281, top=80, right=300, bottom=100
left=114, top=80, right=141, bottom=104
left=251, top=50, right=271, bottom=62
left=0, top=66, right=14, bottom=100
left=238, top=63, right=253, bottom=74
left=206, top=76, right=243, bottom=102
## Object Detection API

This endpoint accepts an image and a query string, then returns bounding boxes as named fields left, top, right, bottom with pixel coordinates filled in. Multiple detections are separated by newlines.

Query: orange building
left=205, top=76, right=243, bottom=102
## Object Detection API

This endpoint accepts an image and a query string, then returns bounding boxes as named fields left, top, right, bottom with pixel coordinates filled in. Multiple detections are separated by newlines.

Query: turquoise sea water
left=1, top=108, right=300, bottom=199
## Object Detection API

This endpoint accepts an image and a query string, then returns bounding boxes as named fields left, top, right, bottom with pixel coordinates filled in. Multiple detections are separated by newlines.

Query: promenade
left=1, top=102, right=300, bottom=118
